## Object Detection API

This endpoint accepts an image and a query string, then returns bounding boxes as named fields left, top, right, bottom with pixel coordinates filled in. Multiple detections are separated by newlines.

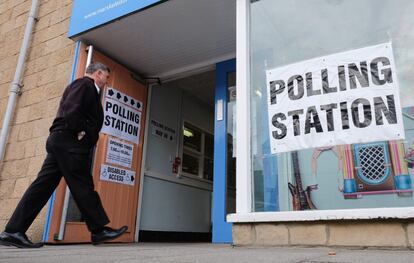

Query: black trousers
left=5, top=130, right=109, bottom=234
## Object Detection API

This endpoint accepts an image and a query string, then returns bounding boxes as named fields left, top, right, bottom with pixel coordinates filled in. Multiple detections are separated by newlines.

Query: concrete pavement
left=0, top=243, right=413, bottom=263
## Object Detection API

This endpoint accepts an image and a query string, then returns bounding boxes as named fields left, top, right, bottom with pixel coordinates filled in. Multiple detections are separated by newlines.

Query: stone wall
left=233, top=220, right=414, bottom=249
left=0, top=0, right=74, bottom=241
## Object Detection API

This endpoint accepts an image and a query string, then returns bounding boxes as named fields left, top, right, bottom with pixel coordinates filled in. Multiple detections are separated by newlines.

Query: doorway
left=44, top=47, right=236, bottom=244
left=139, top=69, right=216, bottom=242
left=46, top=44, right=148, bottom=243
left=138, top=60, right=236, bottom=243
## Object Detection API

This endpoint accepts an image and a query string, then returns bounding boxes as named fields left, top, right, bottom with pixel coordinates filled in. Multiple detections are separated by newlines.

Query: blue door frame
left=212, top=59, right=235, bottom=243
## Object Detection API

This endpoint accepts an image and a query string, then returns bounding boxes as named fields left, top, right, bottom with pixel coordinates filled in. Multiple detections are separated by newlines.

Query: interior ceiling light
left=183, top=128, right=194, bottom=137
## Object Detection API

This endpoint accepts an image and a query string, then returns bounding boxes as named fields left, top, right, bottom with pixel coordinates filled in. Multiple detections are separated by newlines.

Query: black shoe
left=91, top=226, right=128, bottom=245
left=0, top=231, right=43, bottom=248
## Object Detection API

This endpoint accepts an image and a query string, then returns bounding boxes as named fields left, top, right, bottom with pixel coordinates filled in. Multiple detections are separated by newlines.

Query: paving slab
left=0, top=243, right=413, bottom=263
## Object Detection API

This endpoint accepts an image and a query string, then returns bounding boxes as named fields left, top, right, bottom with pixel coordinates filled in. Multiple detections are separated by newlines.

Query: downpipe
left=0, top=0, right=39, bottom=161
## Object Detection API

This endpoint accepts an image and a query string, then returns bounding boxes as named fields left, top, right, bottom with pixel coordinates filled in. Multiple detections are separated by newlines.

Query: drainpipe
left=0, top=0, right=39, bottom=161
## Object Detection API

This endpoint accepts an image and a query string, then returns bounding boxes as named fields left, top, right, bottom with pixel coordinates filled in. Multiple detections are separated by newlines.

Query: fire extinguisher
left=172, top=157, right=181, bottom=174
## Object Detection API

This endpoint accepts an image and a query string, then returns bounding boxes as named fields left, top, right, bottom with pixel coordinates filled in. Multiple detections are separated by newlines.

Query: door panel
left=47, top=44, right=147, bottom=243
left=47, top=43, right=89, bottom=243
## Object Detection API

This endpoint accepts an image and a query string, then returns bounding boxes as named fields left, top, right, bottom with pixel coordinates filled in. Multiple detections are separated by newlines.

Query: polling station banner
left=266, top=42, right=405, bottom=154
left=101, top=87, right=143, bottom=144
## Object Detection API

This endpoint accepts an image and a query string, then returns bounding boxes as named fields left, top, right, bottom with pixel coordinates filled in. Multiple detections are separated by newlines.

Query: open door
left=212, top=59, right=236, bottom=243
left=46, top=43, right=147, bottom=243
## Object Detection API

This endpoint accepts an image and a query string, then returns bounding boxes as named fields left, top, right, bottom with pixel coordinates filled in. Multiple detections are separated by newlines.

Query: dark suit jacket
left=50, top=76, right=104, bottom=147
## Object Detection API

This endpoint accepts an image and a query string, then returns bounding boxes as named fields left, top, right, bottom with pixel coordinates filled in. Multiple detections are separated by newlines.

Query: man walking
left=0, top=62, right=127, bottom=248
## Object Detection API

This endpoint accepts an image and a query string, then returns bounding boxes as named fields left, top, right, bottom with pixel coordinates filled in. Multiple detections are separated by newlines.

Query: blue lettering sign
left=69, top=0, right=163, bottom=37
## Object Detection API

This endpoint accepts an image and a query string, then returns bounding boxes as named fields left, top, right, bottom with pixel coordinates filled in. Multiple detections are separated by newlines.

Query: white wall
left=140, top=177, right=212, bottom=232
left=140, top=79, right=215, bottom=233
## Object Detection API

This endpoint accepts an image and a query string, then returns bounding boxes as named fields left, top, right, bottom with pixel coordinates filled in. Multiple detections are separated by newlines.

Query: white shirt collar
left=94, top=82, right=100, bottom=94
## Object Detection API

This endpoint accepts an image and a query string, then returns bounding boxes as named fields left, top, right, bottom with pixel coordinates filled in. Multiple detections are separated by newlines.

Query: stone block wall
left=0, top=0, right=74, bottom=241
left=233, top=221, right=414, bottom=249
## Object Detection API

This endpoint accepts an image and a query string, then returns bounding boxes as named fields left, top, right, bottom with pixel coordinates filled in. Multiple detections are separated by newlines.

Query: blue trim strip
left=42, top=192, right=56, bottom=242
left=68, top=0, right=164, bottom=37
left=42, top=41, right=82, bottom=242
left=212, top=59, right=235, bottom=243
left=70, top=42, right=82, bottom=81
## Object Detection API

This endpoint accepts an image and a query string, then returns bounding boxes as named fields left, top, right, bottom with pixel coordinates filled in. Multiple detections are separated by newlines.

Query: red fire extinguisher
left=172, top=157, right=181, bottom=174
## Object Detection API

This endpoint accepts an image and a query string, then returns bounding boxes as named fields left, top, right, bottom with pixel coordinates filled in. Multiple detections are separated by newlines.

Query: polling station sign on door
left=99, top=87, right=143, bottom=186
left=101, top=87, right=143, bottom=144
left=266, top=42, right=405, bottom=154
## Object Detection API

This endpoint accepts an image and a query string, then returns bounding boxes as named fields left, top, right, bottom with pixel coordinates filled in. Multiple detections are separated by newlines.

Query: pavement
left=0, top=243, right=414, bottom=263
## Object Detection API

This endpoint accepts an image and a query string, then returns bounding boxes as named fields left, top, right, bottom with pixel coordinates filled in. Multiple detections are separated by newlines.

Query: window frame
left=228, top=0, right=414, bottom=223
left=180, top=120, right=214, bottom=183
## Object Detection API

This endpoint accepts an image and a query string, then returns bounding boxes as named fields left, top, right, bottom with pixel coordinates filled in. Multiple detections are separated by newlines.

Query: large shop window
left=249, top=0, right=414, bottom=212
left=182, top=122, right=214, bottom=181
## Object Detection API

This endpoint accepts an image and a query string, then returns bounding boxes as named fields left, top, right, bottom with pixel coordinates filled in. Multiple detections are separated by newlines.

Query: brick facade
left=233, top=221, right=414, bottom=249
left=0, top=0, right=74, bottom=241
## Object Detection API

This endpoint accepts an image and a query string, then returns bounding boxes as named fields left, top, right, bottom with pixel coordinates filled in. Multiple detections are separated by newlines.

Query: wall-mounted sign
left=106, top=137, right=134, bottom=168
left=101, top=87, right=143, bottom=144
left=150, top=119, right=176, bottom=142
left=68, top=0, right=163, bottom=37
left=100, top=164, right=135, bottom=186
left=266, top=42, right=405, bottom=154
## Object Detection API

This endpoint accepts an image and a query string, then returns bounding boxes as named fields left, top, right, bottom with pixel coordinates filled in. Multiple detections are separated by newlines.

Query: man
left=0, top=62, right=127, bottom=248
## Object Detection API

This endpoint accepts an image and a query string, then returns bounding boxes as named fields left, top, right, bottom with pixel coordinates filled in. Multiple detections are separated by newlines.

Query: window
left=181, top=122, right=214, bottom=181
left=249, top=0, right=414, bottom=213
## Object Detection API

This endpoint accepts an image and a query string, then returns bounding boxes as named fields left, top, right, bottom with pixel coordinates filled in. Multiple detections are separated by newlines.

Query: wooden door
left=47, top=43, right=147, bottom=243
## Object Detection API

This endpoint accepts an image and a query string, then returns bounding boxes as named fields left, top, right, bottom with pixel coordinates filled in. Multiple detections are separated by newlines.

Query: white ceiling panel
left=73, top=0, right=236, bottom=78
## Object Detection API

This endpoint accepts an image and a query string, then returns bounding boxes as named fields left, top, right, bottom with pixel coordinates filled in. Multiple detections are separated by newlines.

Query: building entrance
left=43, top=0, right=237, bottom=244
left=139, top=68, right=221, bottom=242
left=46, top=44, right=148, bottom=243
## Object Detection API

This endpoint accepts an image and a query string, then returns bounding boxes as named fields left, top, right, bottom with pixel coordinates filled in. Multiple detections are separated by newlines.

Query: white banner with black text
left=266, top=42, right=405, bottom=154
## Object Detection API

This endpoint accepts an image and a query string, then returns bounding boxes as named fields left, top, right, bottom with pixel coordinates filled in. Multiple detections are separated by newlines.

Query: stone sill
left=227, top=207, right=414, bottom=223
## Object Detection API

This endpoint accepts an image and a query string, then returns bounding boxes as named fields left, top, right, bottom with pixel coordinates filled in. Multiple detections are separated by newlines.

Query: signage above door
left=68, top=0, right=164, bottom=37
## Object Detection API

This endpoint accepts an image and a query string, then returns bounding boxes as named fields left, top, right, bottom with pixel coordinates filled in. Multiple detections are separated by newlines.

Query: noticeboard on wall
left=68, top=0, right=163, bottom=37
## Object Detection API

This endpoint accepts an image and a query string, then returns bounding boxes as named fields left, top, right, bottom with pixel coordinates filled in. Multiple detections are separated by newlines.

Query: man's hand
left=77, top=131, right=86, bottom=141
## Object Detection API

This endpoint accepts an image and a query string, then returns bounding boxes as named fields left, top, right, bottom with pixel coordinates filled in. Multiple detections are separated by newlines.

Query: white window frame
left=229, top=0, right=414, bottom=223
left=180, top=120, right=214, bottom=183
left=235, top=0, right=252, bottom=215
